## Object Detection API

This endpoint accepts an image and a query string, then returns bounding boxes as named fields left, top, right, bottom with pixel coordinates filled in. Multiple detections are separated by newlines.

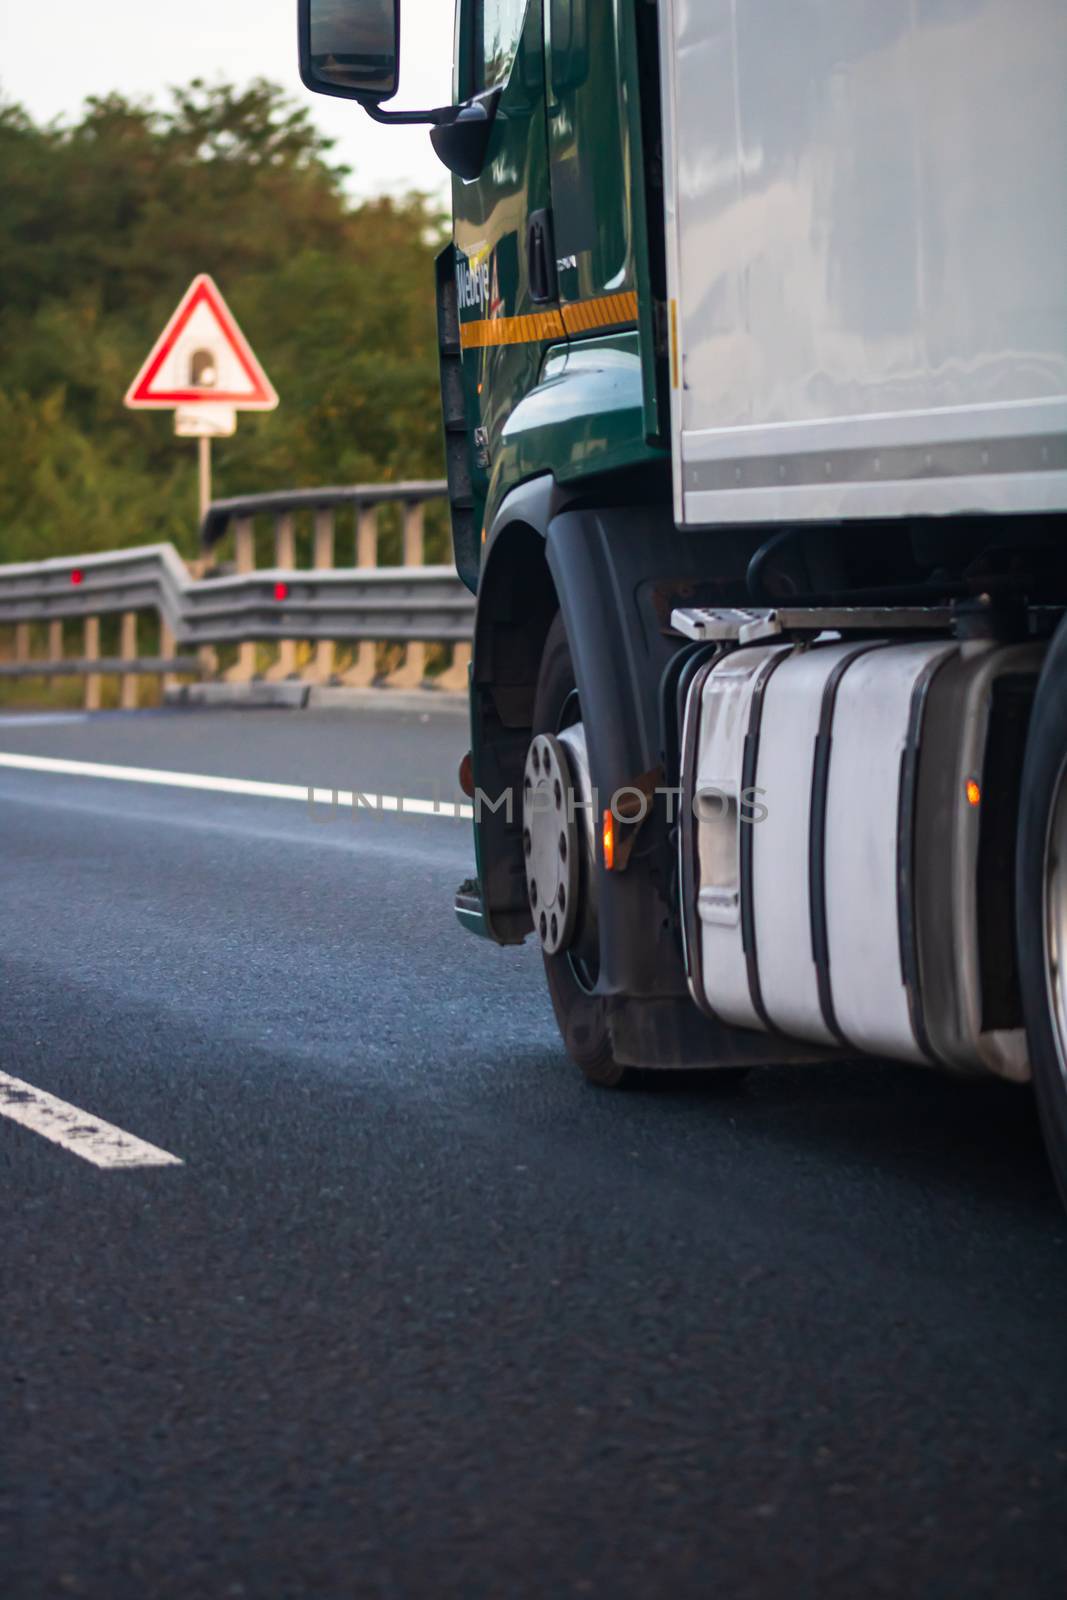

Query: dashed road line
left=0, top=1071, right=183, bottom=1170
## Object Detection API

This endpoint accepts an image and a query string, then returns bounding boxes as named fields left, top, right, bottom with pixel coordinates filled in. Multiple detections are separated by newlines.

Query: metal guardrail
left=0, top=481, right=473, bottom=709
left=0, top=657, right=199, bottom=678
left=200, top=481, right=449, bottom=549
left=0, top=546, right=474, bottom=644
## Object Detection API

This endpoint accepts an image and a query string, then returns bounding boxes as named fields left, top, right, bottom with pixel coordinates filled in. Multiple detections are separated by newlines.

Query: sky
left=0, top=0, right=455, bottom=201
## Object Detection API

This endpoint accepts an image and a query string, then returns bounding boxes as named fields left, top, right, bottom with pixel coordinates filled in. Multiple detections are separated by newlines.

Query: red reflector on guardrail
left=71, top=570, right=84, bottom=586
left=273, top=581, right=289, bottom=601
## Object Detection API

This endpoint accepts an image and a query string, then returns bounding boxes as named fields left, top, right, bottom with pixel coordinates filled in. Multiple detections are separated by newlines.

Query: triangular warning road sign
left=125, top=274, right=278, bottom=411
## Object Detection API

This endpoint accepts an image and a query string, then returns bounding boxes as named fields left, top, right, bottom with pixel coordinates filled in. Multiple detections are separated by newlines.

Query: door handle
left=526, top=209, right=558, bottom=304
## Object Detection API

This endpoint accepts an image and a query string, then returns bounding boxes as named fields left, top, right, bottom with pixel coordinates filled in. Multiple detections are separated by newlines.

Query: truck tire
left=1017, top=620, right=1067, bottom=1211
left=532, top=612, right=625, bottom=1086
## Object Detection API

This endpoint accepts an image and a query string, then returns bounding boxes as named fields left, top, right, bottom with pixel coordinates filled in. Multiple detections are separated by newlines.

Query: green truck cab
left=446, top=1, right=664, bottom=556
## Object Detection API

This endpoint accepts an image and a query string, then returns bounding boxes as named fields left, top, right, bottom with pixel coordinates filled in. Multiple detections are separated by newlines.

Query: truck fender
left=472, top=481, right=756, bottom=995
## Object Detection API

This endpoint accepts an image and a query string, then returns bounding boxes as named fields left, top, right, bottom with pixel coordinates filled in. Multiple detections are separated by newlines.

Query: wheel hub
left=523, top=733, right=580, bottom=955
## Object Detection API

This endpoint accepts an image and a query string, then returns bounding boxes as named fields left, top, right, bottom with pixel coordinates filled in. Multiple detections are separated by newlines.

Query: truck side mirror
left=298, top=0, right=401, bottom=104
left=298, top=0, right=500, bottom=182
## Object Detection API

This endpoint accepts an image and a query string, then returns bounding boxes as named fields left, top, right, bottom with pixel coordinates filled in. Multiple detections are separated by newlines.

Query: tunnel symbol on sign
left=189, top=348, right=218, bottom=390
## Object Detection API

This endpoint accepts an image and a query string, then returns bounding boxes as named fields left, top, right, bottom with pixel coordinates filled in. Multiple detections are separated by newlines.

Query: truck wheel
left=1017, top=621, right=1067, bottom=1211
left=529, top=612, right=625, bottom=1087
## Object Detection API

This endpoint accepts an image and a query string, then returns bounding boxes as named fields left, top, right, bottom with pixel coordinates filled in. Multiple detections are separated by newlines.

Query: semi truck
left=299, top=0, right=1067, bottom=1205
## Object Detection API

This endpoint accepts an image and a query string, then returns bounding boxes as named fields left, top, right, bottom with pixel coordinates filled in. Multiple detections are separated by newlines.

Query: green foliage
left=0, top=81, right=447, bottom=562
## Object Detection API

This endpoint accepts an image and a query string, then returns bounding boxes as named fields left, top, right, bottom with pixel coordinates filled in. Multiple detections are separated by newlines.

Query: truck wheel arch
left=472, top=479, right=747, bottom=999
left=470, top=488, right=560, bottom=946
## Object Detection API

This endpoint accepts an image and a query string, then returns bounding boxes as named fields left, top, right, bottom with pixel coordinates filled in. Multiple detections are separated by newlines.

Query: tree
left=0, top=81, right=447, bottom=563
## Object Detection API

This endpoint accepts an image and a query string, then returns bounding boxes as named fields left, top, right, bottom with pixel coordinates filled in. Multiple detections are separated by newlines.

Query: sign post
left=125, top=274, right=278, bottom=529
left=199, top=436, right=211, bottom=525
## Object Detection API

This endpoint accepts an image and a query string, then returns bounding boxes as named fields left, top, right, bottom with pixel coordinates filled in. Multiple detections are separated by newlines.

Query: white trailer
left=658, top=0, right=1067, bottom=527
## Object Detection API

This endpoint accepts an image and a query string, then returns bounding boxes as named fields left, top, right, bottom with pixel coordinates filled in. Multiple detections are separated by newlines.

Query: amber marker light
left=966, top=778, right=981, bottom=808
left=602, top=808, right=616, bottom=871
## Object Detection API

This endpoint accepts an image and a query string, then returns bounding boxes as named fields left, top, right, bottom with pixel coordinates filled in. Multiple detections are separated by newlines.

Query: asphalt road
left=1, top=705, right=1065, bottom=1600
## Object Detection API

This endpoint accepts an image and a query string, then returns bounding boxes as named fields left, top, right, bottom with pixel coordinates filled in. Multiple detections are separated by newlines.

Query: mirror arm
left=363, top=102, right=452, bottom=127
left=363, top=88, right=500, bottom=130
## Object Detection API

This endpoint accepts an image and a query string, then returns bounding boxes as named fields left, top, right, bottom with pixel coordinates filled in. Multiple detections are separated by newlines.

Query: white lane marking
left=0, top=752, right=474, bottom=819
left=0, top=1071, right=183, bottom=1170
left=0, top=714, right=88, bottom=728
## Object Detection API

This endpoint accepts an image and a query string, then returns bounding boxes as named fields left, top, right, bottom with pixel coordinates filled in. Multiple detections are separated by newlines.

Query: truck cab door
left=452, top=0, right=561, bottom=535
left=544, top=0, right=639, bottom=337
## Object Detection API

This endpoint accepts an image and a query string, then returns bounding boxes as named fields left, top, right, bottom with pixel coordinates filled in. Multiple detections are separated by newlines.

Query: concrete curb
left=165, top=682, right=309, bottom=710
left=164, top=682, right=468, bottom=716
left=307, top=686, right=468, bottom=715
